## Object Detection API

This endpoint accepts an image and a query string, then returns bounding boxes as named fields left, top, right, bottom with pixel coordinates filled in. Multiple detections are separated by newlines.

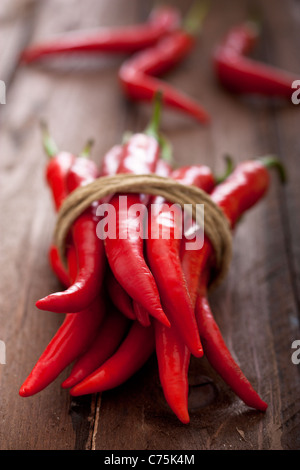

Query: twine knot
left=53, top=173, right=233, bottom=289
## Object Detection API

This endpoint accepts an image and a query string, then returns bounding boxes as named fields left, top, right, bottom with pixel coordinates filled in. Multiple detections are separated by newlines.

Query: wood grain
left=0, top=0, right=299, bottom=450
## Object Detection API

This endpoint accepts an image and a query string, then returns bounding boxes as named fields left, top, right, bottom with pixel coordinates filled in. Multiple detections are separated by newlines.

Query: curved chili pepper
left=61, top=306, right=130, bottom=389
left=152, top=165, right=216, bottom=422
left=214, top=20, right=298, bottom=99
left=19, top=245, right=106, bottom=397
left=70, top=321, right=155, bottom=396
left=103, top=94, right=170, bottom=328
left=119, top=9, right=210, bottom=125
left=147, top=165, right=215, bottom=357
left=195, top=267, right=268, bottom=411
left=21, top=5, right=181, bottom=64
left=35, top=143, right=107, bottom=314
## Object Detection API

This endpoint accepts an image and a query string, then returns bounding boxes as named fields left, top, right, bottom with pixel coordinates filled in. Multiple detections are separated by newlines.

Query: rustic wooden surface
left=0, top=0, right=300, bottom=451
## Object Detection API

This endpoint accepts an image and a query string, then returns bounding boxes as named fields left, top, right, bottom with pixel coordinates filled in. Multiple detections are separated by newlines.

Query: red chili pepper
left=21, top=5, right=181, bottom=64
left=48, top=243, right=70, bottom=288
left=35, top=141, right=107, bottom=314
left=70, top=321, right=155, bottom=396
left=61, top=306, right=130, bottom=389
left=195, top=267, right=268, bottom=411
left=41, top=121, right=75, bottom=212
left=103, top=93, right=170, bottom=328
left=147, top=165, right=215, bottom=357
left=152, top=165, right=216, bottom=422
left=214, top=20, right=297, bottom=99
left=119, top=3, right=210, bottom=124
left=19, top=245, right=106, bottom=397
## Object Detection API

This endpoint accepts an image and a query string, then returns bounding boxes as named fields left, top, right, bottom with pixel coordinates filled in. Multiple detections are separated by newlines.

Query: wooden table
left=1, top=0, right=299, bottom=451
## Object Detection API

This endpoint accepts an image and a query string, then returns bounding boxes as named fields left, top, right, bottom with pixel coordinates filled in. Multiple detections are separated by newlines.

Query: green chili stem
left=215, top=155, right=235, bottom=184
left=40, top=120, right=58, bottom=158
left=79, top=139, right=94, bottom=159
left=259, top=155, right=287, bottom=184
left=183, top=0, right=210, bottom=36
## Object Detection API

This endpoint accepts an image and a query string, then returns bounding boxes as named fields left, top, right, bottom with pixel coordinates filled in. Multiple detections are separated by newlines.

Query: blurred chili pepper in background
left=214, top=19, right=298, bottom=99
left=20, top=5, right=181, bottom=63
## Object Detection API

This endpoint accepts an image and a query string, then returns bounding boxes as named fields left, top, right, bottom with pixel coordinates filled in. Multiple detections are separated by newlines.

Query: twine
left=53, top=173, right=233, bottom=289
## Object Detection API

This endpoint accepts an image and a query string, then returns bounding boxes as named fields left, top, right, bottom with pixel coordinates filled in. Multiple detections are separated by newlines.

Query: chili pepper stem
left=214, top=154, right=235, bottom=184
left=79, top=138, right=95, bottom=159
left=40, top=120, right=59, bottom=158
left=183, top=0, right=210, bottom=36
left=145, top=90, right=163, bottom=140
left=259, top=155, right=287, bottom=184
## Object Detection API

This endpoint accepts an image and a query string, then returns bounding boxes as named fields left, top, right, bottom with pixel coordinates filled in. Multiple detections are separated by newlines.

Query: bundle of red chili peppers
left=18, top=1, right=291, bottom=424
left=19, top=92, right=285, bottom=424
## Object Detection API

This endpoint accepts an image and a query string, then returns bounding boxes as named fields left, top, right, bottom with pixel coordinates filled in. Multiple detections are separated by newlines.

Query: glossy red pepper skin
left=19, top=246, right=106, bottom=397
left=36, top=156, right=106, bottom=314
left=104, top=133, right=170, bottom=328
left=48, top=243, right=70, bottom=288
left=61, top=307, right=130, bottom=389
left=99, top=145, right=124, bottom=177
left=119, top=30, right=210, bottom=124
left=195, top=268, right=268, bottom=412
left=214, top=22, right=297, bottom=99
left=147, top=166, right=215, bottom=357
left=21, top=6, right=181, bottom=63
left=45, top=151, right=75, bottom=211
left=153, top=165, right=216, bottom=422
left=106, top=269, right=136, bottom=321
left=70, top=321, right=155, bottom=396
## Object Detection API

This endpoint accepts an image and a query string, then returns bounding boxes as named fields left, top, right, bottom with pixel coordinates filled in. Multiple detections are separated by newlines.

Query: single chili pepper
left=152, top=165, right=216, bottom=422
left=213, top=20, right=298, bottom=99
left=104, top=93, right=170, bottom=328
left=119, top=0, right=210, bottom=124
left=195, top=266, right=268, bottom=411
left=70, top=321, right=155, bottom=396
left=21, top=5, right=182, bottom=64
left=147, top=165, right=215, bottom=357
left=35, top=141, right=107, bottom=314
left=19, top=245, right=106, bottom=397
left=40, top=121, right=76, bottom=212
left=106, top=156, right=173, bottom=324
left=61, top=306, right=130, bottom=389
